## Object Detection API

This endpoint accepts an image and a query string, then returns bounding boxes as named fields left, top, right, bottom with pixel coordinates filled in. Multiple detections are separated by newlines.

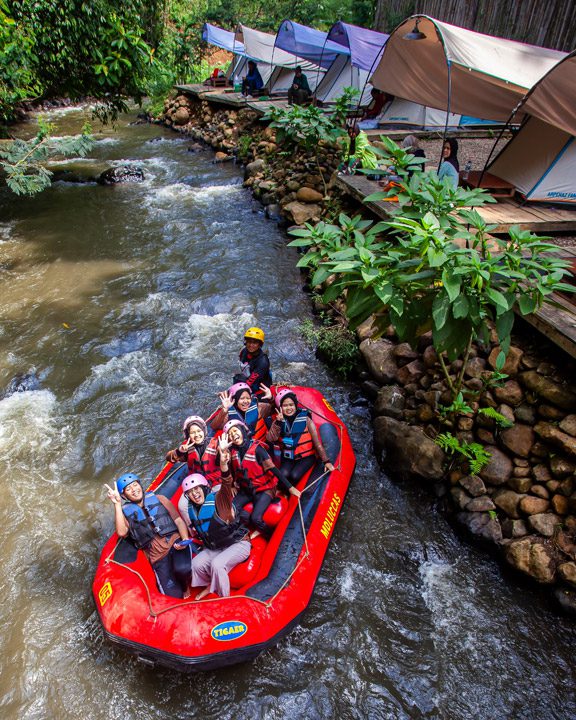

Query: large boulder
left=504, top=538, right=556, bottom=583
left=499, top=424, right=535, bottom=458
left=373, top=385, right=405, bottom=419
left=282, top=201, right=321, bottom=225
left=373, top=416, right=445, bottom=481
left=359, top=338, right=398, bottom=384
left=520, top=370, right=576, bottom=410
left=244, top=159, right=265, bottom=179
left=98, top=165, right=144, bottom=184
left=534, top=422, right=576, bottom=457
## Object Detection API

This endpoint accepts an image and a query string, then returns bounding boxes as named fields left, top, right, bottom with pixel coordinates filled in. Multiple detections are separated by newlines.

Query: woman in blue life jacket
left=105, top=473, right=192, bottom=599
left=210, top=381, right=273, bottom=442
left=165, top=415, right=221, bottom=487
left=184, top=463, right=252, bottom=599
left=233, top=326, right=272, bottom=395
left=266, top=388, right=334, bottom=493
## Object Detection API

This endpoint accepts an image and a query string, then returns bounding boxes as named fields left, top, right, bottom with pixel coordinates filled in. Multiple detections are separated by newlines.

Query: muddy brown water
left=0, top=107, right=574, bottom=720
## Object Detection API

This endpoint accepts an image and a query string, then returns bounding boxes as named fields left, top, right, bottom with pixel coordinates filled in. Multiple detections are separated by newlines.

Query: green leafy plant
left=237, top=134, right=253, bottom=161
left=477, top=406, right=514, bottom=428
left=481, top=350, right=509, bottom=389
left=301, top=318, right=359, bottom=378
left=333, top=86, right=361, bottom=126
left=0, top=118, right=94, bottom=195
left=438, top=392, right=474, bottom=419
left=435, top=432, right=492, bottom=474
left=290, top=137, right=575, bottom=403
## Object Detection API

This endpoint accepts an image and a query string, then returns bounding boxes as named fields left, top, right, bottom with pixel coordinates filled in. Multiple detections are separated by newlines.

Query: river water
left=0, top=108, right=574, bottom=720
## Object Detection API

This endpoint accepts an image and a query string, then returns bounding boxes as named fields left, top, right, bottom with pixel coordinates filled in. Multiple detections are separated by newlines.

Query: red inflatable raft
left=92, top=386, right=355, bottom=671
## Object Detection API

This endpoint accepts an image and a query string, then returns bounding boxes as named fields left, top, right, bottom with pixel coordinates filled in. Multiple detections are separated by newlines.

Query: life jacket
left=228, top=400, right=267, bottom=442
left=231, top=440, right=277, bottom=493
left=280, top=409, right=315, bottom=461
left=122, top=493, right=178, bottom=550
left=238, top=347, right=272, bottom=390
left=186, top=436, right=220, bottom=485
left=187, top=493, right=216, bottom=546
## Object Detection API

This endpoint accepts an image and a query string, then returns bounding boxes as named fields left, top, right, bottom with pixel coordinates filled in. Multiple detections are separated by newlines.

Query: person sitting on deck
left=402, top=134, right=426, bottom=176
left=106, top=473, right=192, bottom=599
left=438, top=138, right=460, bottom=189
left=266, top=388, right=334, bottom=494
left=225, top=419, right=286, bottom=539
left=165, top=415, right=221, bottom=487
left=287, top=67, right=311, bottom=106
left=242, top=61, right=264, bottom=96
left=184, top=469, right=252, bottom=599
left=233, top=326, right=272, bottom=394
left=211, top=381, right=273, bottom=442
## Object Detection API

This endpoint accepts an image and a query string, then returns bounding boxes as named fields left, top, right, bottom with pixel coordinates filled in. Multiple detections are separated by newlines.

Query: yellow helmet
left=244, top=326, right=265, bottom=343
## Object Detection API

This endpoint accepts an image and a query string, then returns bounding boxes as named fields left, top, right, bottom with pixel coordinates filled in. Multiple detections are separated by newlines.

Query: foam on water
left=190, top=183, right=244, bottom=203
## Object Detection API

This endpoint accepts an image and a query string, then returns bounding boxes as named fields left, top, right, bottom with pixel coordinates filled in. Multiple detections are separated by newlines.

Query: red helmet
left=275, top=387, right=298, bottom=409
left=182, top=415, right=207, bottom=438
left=181, top=473, right=209, bottom=494
left=223, top=419, right=249, bottom=435
left=228, top=382, right=251, bottom=401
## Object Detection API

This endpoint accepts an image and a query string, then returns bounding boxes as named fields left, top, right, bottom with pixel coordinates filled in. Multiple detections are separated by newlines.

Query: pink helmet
left=181, top=473, right=209, bottom=494
left=223, top=419, right=249, bottom=435
left=182, top=415, right=207, bottom=438
left=275, top=387, right=298, bottom=409
left=228, top=382, right=251, bottom=401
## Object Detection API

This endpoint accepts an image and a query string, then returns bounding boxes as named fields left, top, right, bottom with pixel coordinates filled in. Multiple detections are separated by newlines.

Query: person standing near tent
left=242, top=61, right=264, bottom=96
left=287, top=66, right=311, bottom=105
left=438, top=138, right=460, bottom=189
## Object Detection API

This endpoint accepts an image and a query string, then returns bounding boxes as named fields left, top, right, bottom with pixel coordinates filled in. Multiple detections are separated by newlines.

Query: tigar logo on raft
left=320, top=492, right=341, bottom=539
left=211, top=621, right=248, bottom=641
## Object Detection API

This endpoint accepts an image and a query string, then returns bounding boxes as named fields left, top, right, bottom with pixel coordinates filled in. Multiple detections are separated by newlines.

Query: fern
left=478, top=406, right=514, bottom=428
left=435, top=432, right=492, bottom=474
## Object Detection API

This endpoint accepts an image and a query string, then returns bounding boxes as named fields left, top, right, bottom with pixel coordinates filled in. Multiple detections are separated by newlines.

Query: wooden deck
left=335, top=174, right=576, bottom=234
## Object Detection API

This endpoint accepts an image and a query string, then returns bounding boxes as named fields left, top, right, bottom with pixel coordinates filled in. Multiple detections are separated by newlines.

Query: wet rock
left=476, top=428, right=495, bottom=445
left=558, top=562, right=576, bottom=587
left=534, top=422, right=576, bottom=457
left=538, top=404, right=565, bottom=420
left=500, top=423, right=534, bottom=458
left=530, top=483, right=550, bottom=499
left=394, top=342, right=418, bottom=365
left=551, top=494, right=569, bottom=515
left=466, top=495, right=496, bottom=512
left=519, top=496, right=550, bottom=515
left=489, top=345, right=523, bottom=374
left=98, top=165, right=144, bottom=184
left=4, top=371, right=41, bottom=397
left=456, top=511, right=502, bottom=544
left=508, top=477, right=532, bottom=493
left=396, top=359, right=426, bottom=386
left=416, top=404, right=436, bottom=423
left=264, top=204, right=281, bottom=221
left=422, top=344, right=438, bottom=368
left=527, top=513, right=561, bottom=537
left=501, top=518, right=529, bottom=538
left=459, top=475, right=487, bottom=497
left=244, top=159, right=265, bottom=179
left=214, top=151, right=231, bottom=162
left=359, top=339, right=398, bottom=384
left=361, top=380, right=381, bottom=400
left=504, top=538, right=556, bottom=583
left=451, top=487, right=472, bottom=510
left=283, top=201, right=321, bottom=225
left=553, top=586, right=576, bottom=615
left=493, top=380, right=524, bottom=406
left=479, top=446, right=513, bottom=485
left=296, top=187, right=323, bottom=203
left=373, top=385, right=405, bottom=419
left=520, top=370, right=576, bottom=410
left=532, top=464, right=552, bottom=484
left=559, top=477, right=574, bottom=496
left=494, top=489, right=526, bottom=518
left=173, top=107, right=190, bottom=125
left=550, top=456, right=576, bottom=478
left=513, top=403, right=536, bottom=424
left=373, top=416, right=445, bottom=481
left=464, top=356, right=486, bottom=378
left=356, top=316, right=378, bottom=342
left=559, top=415, right=576, bottom=437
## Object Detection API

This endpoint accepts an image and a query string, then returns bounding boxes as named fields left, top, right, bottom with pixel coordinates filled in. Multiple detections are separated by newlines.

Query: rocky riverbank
left=160, top=91, right=576, bottom=615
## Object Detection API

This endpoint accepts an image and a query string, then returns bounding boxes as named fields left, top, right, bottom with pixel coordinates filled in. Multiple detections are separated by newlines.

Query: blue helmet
left=116, top=472, right=140, bottom=496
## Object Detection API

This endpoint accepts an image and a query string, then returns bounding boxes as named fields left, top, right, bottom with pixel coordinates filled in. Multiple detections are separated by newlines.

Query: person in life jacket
left=266, top=388, right=334, bottom=493
left=232, top=326, right=272, bottom=395
left=223, top=419, right=288, bottom=539
left=210, top=381, right=273, bottom=442
left=165, top=415, right=221, bottom=487
left=184, top=465, right=251, bottom=599
left=105, top=473, right=192, bottom=599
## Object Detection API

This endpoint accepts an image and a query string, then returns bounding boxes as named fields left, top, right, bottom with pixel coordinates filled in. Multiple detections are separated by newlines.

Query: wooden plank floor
left=335, top=174, right=576, bottom=234
left=518, top=292, right=576, bottom=360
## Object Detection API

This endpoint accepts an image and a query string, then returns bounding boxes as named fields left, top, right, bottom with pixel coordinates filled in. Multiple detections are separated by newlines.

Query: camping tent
left=236, top=24, right=323, bottom=94
left=376, top=98, right=503, bottom=130
left=275, top=19, right=348, bottom=70
left=488, top=51, right=576, bottom=203
left=201, top=23, right=253, bottom=83
left=370, top=15, right=566, bottom=122
left=314, top=21, right=388, bottom=105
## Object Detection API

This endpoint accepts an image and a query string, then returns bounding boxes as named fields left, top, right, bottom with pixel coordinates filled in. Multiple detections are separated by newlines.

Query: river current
left=0, top=108, right=574, bottom=720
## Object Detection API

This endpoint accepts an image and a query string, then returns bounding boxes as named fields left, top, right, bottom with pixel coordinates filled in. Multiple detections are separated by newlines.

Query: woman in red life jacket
left=165, top=415, right=221, bottom=487
left=223, top=419, right=288, bottom=539
left=266, top=388, right=334, bottom=494
left=210, top=382, right=273, bottom=442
